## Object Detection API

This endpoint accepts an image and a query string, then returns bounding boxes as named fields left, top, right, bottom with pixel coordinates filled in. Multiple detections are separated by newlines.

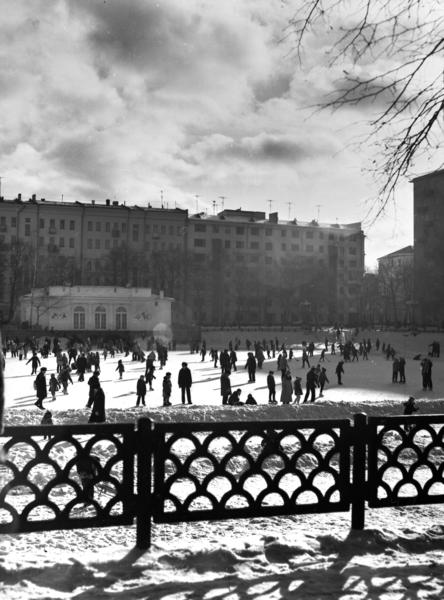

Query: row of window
left=73, top=306, right=127, bottom=330
left=194, top=223, right=355, bottom=241
left=193, top=238, right=359, bottom=255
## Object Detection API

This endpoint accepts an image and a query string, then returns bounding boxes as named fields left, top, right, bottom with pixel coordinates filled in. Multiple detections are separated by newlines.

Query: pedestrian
left=303, top=367, right=317, bottom=403
left=162, top=372, right=172, bottom=406
left=392, top=357, right=399, bottom=383
left=229, top=349, right=238, bottom=371
left=302, top=348, right=310, bottom=369
left=293, top=376, right=302, bottom=404
left=335, top=360, right=344, bottom=385
left=403, top=396, right=419, bottom=433
left=41, top=409, right=53, bottom=440
left=319, top=367, right=329, bottom=397
left=421, top=357, right=433, bottom=390
left=34, top=367, right=47, bottom=409
left=146, top=366, right=156, bottom=391
left=245, top=352, right=257, bottom=383
left=86, top=371, right=100, bottom=408
left=398, top=356, right=406, bottom=383
left=116, top=359, right=125, bottom=380
left=136, top=375, right=147, bottom=407
left=267, top=371, right=276, bottom=404
left=280, top=371, right=293, bottom=404
left=59, top=365, right=73, bottom=394
left=48, top=373, right=60, bottom=401
left=76, top=352, right=87, bottom=382
left=178, top=362, right=193, bottom=405
left=220, top=369, right=231, bottom=405
left=88, top=384, right=106, bottom=423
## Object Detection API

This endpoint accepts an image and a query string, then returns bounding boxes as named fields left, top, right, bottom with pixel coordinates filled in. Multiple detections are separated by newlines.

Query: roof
left=377, top=245, right=413, bottom=261
left=410, top=169, right=444, bottom=182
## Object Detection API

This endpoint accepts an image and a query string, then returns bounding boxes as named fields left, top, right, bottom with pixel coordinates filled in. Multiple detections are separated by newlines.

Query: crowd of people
left=1, top=329, right=440, bottom=423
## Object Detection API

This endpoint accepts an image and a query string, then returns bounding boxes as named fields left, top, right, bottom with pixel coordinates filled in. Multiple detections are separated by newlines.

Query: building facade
left=0, top=196, right=365, bottom=327
left=413, top=169, right=444, bottom=325
left=377, top=246, right=414, bottom=325
left=18, top=286, right=173, bottom=337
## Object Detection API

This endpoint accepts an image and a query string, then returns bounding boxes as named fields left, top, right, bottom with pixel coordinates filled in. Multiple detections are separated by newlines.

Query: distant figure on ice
left=303, top=367, right=317, bottom=403
left=335, top=361, right=344, bottom=385
left=421, top=357, right=433, bottom=391
left=162, top=372, right=172, bottom=406
left=280, top=371, right=293, bottom=404
left=267, top=371, right=276, bottom=404
left=116, top=359, right=125, bottom=380
left=27, top=352, right=41, bottom=375
left=178, top=362, right=193, bottom=405
left=228, top=389, right=243, bottom=406
left=76, top=455, right=100, bottom=503
left=245, top=393, right=257, bottom=405
left=319, top=367, right=329, bottom=398
left=34, top=367, right=47, bottom=410
left=245, top=352, right=257, bottom=383
left=293, top=377, right=302, bottom=404
left=136, top=375, right=147, bottom=407
left=48, top=373, right=60, bottom=401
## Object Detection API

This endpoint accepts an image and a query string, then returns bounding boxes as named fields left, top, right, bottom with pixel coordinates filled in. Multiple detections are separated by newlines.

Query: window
left=73, top=306, right=85, bottom=330
left=265, top=242, right=273, bottom=251
left=11, top=217, right=16, bottom=228
left=235, top=241, right=244, bottom=249
left=25, top=223, right=31, bottom=236
left=161, top=225, right=166, bottom=234
left=319, top=245, right=324, bottom=253
left=224, top=240, right=231, bottom=249
left=265, top=256, right=272, bottom=264
left=116, top=306, right=127, bottom=330
left=349, top=247, right=357, bottom=255
left=59, top=237, right=65, bottom=248
left=69, top=238, right=75, bottom=248
left=236, top=227, right=245, bottom=235
left=250, top=228, right=259, bottom=236
left=281, top=243, right=287, bottom=251
left=194, top=223, right=206, bottom=232
left=249, top=255, right=259, bottom=263
left=212, top=225, right=219, bottom=233
left=121, top=222, right=126, bottom=233
left=95, top=239, right=100, bottom=249
left=133, top=224, right=139, bottom=241
left=291, top=244, right=299, bottom=251
left=153, top=224, right=158, bottom=233
left=145, top=224, right=151, bottom=233
left=105, top=239, right=110, bottom=249
left=292, top=230, right=299, bottom=238
left=306, top=231, right=314, bottom=239
left=225, top=227, right=231, bottom=234
left=60, top=219, right=65, bottom=230
left=70, top=220, right=75, bottom=231
left=87, top=221, right=93, bottom=231
left=194, top=238, right=206, bottom=247
left=169, top=225, right=174, bottom=235
left=349, top=260, right=357, bottom=268
left=39, top=218, right=44, bottom=229
left=250, top=242, right=259, bottom=249
left=96, top=222, right=101, bottom=232
left=95, top=306, right=106, bottom=329
left=319, top=232, right=324, bottom=239
left=87, top=239, right=93, bottom=249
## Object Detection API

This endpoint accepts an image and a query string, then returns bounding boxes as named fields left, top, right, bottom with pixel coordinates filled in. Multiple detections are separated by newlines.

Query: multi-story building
left=0, top=196, right=365, bottom=327
left=186, top=210, right=364, bottom=326
left=413, top=169, right=444, bottom=325
left=377, top=246, right=414, bottom=325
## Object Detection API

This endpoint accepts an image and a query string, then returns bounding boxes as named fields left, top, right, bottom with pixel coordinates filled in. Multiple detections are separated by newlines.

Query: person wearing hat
left=34, top=367, right=47, bottom=410
left=178, top=362, right=192, bottom=405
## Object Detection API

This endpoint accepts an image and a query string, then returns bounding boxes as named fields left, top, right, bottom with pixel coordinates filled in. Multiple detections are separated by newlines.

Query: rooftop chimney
left=112, top=201, right=119, bottom=207
left=106, top=199, right=110, bottom=206
left=32, top=194, right=36, bottom=201
left=269, top=212, right=278, bottom=223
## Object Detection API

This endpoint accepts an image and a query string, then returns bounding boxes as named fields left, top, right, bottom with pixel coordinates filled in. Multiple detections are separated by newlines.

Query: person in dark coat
left=76, top=352, right=87, bottom=382
left=228, top=389, right=242, bottom=405
left=86, top=371, right=101, bottom=408
left=267, top=371, right=276, bottom=404
left=178, top=362, right=192, bottom=404
left=220, top=370, right=231, bottom=405
left=392, top=357, right=399, bottom=383
left=88, top=385, right=106, bottom=423
left=34, top=367, right=47, bottom=409
left=76, top=455, right=100, bottom=502
left=303, top=367, right=317, bottom=403
left=136, top=375, right=147, bottom=407
left=229, top=349, right=237, bottom=371
left=27, top=352, right=41, bottom=375
left=245, top=394, right=257, bottom=405
left=162, top=372, right=172, bottom=406
left=41, top=409, right=53, bottom=440
left=335, top=361, right=344, bottom=385
left=421, top=358, right=433, bottom=390
left=245, top=352, right=257, bottom=383
left=403, top=396, right=418, bottom=433
left=293, top=377, right=302, bottom=404
left=318, top=367, right=329, bottom=397
left=398, top=356, right=406, bottom=383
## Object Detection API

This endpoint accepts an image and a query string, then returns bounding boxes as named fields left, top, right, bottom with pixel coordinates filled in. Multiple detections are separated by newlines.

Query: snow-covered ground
left=2, top=329, right=444, bottom=599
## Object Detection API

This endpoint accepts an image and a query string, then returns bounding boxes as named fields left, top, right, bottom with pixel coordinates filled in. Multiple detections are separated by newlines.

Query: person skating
left=318, top=367, right=329, bottom=397
left=76, top=352, right=87, bottom=382
left=293, top=376, right=302, bottom=404
left=220, top=369, right=231, bottom=405
left=335, top=360, right=344, bottom=385
left=59, top=365, right=73, bottom=394
left=136, top=375, right=147, bottom=407
left=88, top=383, right=106, bottom=423
left=303, top=367, right=317, bottom=403
left=48, top=373, right=60, bottom=401
left=162, top=372, right=172, bottom=406
left=392, top=357, right=399, bottom=383
left=267, top=371, right=276, bottom=404
left=27, top=352, right=41, bottom=375
left=34, top=367, right=47, bottom=409
left=146, top=366, right=156, bottom=391
left=245, top=352, right=257, bottom=383
left=116, top=359, right=125, bottom=380
left=178, top=362, right=192, bottom=404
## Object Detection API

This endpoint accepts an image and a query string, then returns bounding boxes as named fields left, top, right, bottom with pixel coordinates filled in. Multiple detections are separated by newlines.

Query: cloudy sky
left=0, top=0, right=439, bottom=267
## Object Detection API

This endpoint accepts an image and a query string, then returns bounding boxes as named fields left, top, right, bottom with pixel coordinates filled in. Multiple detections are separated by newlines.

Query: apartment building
left=0, top=197, right=365, bottom=327
left=377, top=246, right=414, bottom=325
left=187, top=210, right=364, bottom=326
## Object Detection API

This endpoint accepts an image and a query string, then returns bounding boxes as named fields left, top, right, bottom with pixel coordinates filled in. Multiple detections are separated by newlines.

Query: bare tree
left=289, top=0, right=444, bottom=217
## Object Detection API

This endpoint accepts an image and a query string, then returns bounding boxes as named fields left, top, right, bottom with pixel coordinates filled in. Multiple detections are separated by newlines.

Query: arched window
left=116, top=306, right=127, bottom=330
left=95, top=305, right=106, bottom=330
left=73, top=306, right=85, bottom=330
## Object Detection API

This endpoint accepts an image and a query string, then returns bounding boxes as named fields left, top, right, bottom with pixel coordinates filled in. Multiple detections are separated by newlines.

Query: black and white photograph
left=0, top=1, right=444, bottom=598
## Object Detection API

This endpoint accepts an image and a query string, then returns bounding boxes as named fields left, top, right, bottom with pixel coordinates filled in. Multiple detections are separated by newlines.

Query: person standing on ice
left=280, top=371, right=293, bottom=404
left=116, top=359, right=125, bottom=380
left=421, top=357, right=433, bottom=390
left=136, top=375, right=147, bottom=407
left=245, top=352, right=257, bottom=383
left=318, top=367, right=329, bottom=397
left=48, top=373, right=60, bottom=401
left=88, top=384, right=106, bottom=423
left=27, top=352, right=41, bottom=375
left=303, top=367, right=317, bottom=403
left=162, top=372, right=172, bottom=406
left=220, top=369, right=231, bottom=405
left=76, top=352, right=87, bottom=382
left=335, top=360, right=344, bottom=385
left=178, top=362, right=192, bottom=404
left=293, top=376, right=303, bottom=403
left=34, top=367, right=48, bottom=409
left=267, top=371, right=276, bottom=404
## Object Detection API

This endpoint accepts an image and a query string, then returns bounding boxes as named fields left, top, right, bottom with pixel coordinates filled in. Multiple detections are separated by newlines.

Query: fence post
left=136, top=417, right=152, bottom=549
left=351, top=412, right=367, bottom=530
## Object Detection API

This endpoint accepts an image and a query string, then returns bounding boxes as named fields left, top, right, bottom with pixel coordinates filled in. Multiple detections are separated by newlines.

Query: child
left=245, top=393, right=257, bottom=405
left=116, top=359, right=125, bottom=380
left=41, top=410, right=53, bottom=440
left=48, top=373, right=60, bottom=401
left=403, top=396, right=418, bottom=432
left=293, top=376, right=303, bottom=404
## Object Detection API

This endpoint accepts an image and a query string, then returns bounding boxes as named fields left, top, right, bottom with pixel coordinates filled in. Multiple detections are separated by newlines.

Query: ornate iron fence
left=1, top=414, right=444, bottom=549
